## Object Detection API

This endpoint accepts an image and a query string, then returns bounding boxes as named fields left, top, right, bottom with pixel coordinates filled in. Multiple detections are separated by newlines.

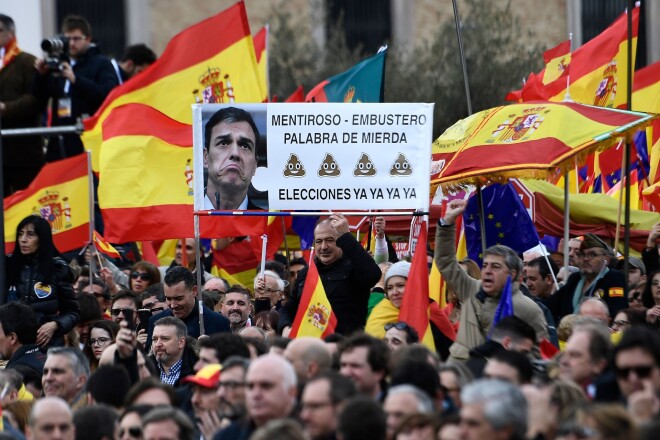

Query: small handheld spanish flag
left=93, top=231, right=121, bottom=259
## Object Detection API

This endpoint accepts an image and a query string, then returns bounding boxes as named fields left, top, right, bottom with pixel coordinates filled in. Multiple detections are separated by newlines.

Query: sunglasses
left=615, top=365, right=654, bottom=379
left=131, top=271, right=152, bottom=281
left=385, top=322, right=411, bottom=331
left=110, top=308, right=133, bottom=316
left=118, top=426, right=142, bottom=438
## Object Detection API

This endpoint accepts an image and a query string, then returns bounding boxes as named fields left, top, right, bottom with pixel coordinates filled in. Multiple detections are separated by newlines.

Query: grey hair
left=461, top=379, right=527, bottom=439
left=47, top=346, right=91, bottom=380
left=154, top=316, right=188, bottom=339
left=578, top=297, right=610, bottom=317
left=484, top=245, right=523, bottom=278
left=387, top=384, right=434, bottom=414
left=254, top=270, right=287, bottom=291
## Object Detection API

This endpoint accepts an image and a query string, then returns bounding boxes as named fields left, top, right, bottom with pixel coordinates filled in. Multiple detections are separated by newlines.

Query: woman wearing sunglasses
left=129, top=261, right=161, bottom=294
left=6, top=215, right=79, bottom=348
left=365, top=261, right=456, bottom=360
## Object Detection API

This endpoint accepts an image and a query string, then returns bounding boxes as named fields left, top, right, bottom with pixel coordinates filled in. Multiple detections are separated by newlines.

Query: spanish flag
left=4, top=154, right=89, bottom=253
left=93, top=2, right=267, bottom=243
left=289, top=258, right=337, bottom=338
left=632, top=62, right=660, bottom=185
left=507, top=6, right=639, bottom=109
left=210, top=237, right=259, bottom=288
left=93, top=231, right=121, bottom=259
left=399, top=220, right=435, bottom=351
left=253, top=25, right=268, bottom=100
left=83, top=2, right=265, bottom=172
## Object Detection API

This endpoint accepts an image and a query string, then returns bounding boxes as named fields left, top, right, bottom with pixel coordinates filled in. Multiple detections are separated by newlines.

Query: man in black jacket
left=544, top=233, right=627, bottom=324
left=33, top=14, right=118, bottom=161
left=279, top=213, right=382, bottom=336
left=0, top=302, right=46, bottom=374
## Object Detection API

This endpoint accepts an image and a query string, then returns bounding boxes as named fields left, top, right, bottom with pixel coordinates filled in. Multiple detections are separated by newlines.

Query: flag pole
left=562, top=174, right=571, bottom=274
left=451, top=0, right=487, bottom=252
left=194, top=215, right=204, bottom=336
left=623, top=0, right=634, bottom=279
left=86, top=151, right=96, bottom=290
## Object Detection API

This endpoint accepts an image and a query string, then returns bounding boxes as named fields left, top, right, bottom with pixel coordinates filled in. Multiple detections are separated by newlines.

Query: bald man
left=26, top=396, right=75, bottom=440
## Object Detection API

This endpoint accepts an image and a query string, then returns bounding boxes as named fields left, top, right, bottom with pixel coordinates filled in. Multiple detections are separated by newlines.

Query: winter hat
left=384, top=261, right=411, bottom=286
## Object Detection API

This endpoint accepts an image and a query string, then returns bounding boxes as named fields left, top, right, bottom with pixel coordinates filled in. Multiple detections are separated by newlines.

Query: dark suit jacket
left=543, top=269, right=627, bottom=324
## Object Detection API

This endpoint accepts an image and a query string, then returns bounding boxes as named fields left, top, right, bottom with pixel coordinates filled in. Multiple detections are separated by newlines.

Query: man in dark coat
left=279, top=213, right=382, bottom=336
left=146, top=266, right=230, bottom=350
left=0, top=14, right=43, bottom=195
left=544, top=233, right=627, bottom=324
left=33, top=14, right=118, bottom=161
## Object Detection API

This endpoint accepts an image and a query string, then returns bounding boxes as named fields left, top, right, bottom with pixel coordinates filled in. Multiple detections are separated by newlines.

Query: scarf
left=1, top=37, right=20, bottom=70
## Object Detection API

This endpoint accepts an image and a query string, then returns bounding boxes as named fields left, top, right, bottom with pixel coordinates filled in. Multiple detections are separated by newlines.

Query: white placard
left=193, top=103, right=434, bottom=212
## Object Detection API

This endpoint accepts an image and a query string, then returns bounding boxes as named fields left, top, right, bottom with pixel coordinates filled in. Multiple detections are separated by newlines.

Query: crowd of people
left=1, top=199, right=660, bottom=440
left=2, top=10, right=660, bottom=440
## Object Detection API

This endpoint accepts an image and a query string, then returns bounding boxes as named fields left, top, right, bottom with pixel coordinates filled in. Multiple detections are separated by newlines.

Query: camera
left=40, top=35, right=69, bottom=72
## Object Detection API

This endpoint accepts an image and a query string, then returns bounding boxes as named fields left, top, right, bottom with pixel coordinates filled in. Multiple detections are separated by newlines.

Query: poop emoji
left=318, top=153, right=341, bottom=177
left=283, top=154, right=306, bottom=177
left=390, top=153, right=413, bottom=176
left=353, top=153, right=377, bottom=177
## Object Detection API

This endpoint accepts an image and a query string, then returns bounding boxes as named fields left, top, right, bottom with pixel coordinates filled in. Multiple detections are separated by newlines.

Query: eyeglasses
left=110, top=308, right=134, bottom=316
left=149, top=307, right=165, bottom=314
left=217, top=380, right=246, bottom=390
left=118, top=426, right=142, bottom=438
left=88, top=337, right=111, bottom=346
left=583, top=251, right=606, bottom=260
left=385, top=322, right=411, bottom=331
left=612, top=320, right=630, bottom=328
left=131, top=271, right=152, bottom=281
left=615, top=365, right=654, bottom=379
left=265, top=288, right=281, bottom=294
left=67, top=35, right=87, bottom=42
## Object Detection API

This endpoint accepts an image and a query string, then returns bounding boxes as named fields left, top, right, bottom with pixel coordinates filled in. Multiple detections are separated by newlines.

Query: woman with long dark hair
left=6, top=215, right=79, bottom=347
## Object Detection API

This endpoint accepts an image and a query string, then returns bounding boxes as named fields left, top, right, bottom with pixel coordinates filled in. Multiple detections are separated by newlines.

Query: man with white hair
left=578, top=298, right=610, bottom=326
left=213, top=354, right=297, bottom=440
left=383, top=384, right=435, bottom=440
left=459, top=379, right=528, bottom=440
left=253, top=270, right=287, bottom=312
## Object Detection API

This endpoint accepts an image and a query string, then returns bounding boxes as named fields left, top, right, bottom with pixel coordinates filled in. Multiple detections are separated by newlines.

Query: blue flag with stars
left=463, top=183, right=540, bottom=265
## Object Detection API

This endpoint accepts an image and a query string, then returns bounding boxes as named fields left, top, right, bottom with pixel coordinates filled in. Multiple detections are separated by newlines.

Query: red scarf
left=1, top=38, right=20, bottom=70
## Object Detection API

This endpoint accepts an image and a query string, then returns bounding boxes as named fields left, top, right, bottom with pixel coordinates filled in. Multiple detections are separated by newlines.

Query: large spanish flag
left=83, top=2, right=265, bottom=172
left=4, top=154, right=89, bottom=253
left=289, top=258, right=337, bottom=338
left=508, top=6, right=639, bottom=109
left=95, top=2, right=268, bottom=242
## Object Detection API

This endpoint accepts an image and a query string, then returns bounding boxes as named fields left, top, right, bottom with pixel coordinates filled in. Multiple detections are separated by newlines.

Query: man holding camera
left=33, top=14, right=118, bottom=162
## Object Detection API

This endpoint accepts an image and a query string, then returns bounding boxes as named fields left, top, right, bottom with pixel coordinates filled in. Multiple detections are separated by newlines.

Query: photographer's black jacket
left=32, top=44, right=118, bottom=160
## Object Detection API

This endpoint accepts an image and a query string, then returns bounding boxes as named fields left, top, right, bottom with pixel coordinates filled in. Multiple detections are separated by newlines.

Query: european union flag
left=492, top=275, right=514, bottom=330
left=292, top=217, right=318, bottom=250
left=463, top=183, right=540, bottom=265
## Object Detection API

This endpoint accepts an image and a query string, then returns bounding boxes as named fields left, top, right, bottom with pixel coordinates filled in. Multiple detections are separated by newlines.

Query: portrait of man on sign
left=196, top=105, right=268, bottom=211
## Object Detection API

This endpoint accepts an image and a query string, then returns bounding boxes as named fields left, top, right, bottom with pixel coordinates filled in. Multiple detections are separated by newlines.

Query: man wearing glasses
left=613, top=325, right=660, bottom=424
left=544, top=233, right=627, bottom=325
left=33, top=14, right=118, bottom=161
